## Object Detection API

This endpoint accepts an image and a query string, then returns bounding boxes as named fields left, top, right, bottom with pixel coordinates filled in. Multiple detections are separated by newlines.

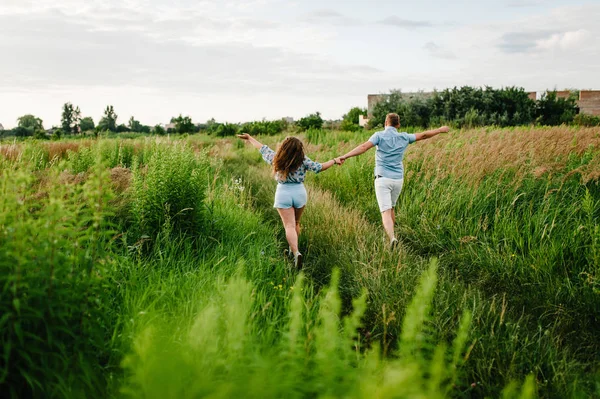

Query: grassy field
left=1, top=126, right=598, bottom=398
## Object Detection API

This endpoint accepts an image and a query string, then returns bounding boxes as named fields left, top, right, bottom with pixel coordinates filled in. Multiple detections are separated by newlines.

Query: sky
left=1, top=0, right=599, bottom=128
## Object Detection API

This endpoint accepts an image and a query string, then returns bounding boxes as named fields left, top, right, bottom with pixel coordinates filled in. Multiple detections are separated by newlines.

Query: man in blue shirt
left=336, top=113, right=449, bottom=248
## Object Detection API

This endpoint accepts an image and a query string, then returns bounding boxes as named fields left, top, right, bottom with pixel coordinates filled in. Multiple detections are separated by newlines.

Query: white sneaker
left=284, top=246, right=293, bottom=259
left=390, top=238, right=399, bottom=250
left=294, top=252, right=303, bottom=270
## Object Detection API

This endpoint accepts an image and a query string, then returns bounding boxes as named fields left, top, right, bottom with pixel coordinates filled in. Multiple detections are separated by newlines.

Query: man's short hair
left=385, top=113, right=400, bottom=127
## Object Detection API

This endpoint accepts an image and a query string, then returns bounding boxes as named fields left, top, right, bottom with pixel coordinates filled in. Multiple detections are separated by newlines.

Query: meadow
left=1, top=125, right=598, bottom=398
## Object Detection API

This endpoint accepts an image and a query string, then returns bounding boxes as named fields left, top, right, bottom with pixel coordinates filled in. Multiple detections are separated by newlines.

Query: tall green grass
left=0, top=154, right=117, bottom=397
left=1, top=131, right=598, bottom=398
left=220, top=141, right=596, bottom=397
left=304, top=128, right=600, bottom=353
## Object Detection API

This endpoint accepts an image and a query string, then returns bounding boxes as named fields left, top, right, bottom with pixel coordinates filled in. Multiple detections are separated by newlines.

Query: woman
left=237, top=133, right=340, bottom=269
left=335, top=113, right=449, bottom=248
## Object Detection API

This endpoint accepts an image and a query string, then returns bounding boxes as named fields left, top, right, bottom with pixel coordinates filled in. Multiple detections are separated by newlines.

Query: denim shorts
left=374, top=177, right=404, bottom=212
left=274, top=183, right=307, bottom=209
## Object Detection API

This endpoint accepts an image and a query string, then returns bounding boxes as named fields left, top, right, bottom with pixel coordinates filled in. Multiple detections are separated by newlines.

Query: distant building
left=359, top=115, right=369, bottom=127
left=164, top=123, right=176, bottom=131
left=283, top=117, right=294, bottom=124
left=579, top=91, right=600, bottom=116
left=539, top=90, right=600, bottom=115
left=554, top=91, right=572, bottom=100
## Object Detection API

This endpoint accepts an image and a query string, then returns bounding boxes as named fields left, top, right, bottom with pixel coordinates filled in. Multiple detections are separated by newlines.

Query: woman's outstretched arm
left=319, top=159, right=337, bottom=172
left=237, top=133, right=264, bottom=149
left=238, top=133, right=276, bottom=165
left=304, top=157, right=339, bottom=174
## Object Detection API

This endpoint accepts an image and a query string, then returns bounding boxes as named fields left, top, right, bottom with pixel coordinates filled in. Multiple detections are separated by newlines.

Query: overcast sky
left=1, top=0, right=599, bottom=128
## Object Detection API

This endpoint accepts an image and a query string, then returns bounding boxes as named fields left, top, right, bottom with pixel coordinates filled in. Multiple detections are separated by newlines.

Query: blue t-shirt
left=368, top=127, right=416, bottom=180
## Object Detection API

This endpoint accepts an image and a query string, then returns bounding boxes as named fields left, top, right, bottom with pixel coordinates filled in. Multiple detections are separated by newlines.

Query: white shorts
left=374, top=177, right=404, bottom=212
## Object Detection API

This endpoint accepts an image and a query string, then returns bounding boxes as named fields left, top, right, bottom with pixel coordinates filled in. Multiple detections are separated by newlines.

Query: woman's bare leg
left=294, top=206, right=305, bottom=239
left=277, top=207, right=299, bottom=254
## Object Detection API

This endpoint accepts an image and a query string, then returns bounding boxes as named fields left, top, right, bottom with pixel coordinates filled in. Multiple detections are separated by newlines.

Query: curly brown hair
left=273, top=137, right=305, bottom=180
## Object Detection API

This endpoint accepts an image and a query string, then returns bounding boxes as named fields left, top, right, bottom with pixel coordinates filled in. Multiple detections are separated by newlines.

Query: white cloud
left=0, top=1, right=599, bottom=127
left=423, top=42, right=456, bottom=60
left=535, top=29, right=591, bottom=50
left=378, top=16, right=432, bottom=28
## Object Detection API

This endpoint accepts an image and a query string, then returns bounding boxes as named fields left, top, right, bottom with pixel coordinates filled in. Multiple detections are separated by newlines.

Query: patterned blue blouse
left=260, top=145, right=322, bottom=184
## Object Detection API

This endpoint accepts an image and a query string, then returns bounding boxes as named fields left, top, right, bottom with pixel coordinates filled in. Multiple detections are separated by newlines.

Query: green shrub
left=341, top=107, right=366, bottom=132
left=100, top=140, right=135, bottom=168
left=129, top=142, right=210, bottom=244
left=153, top=125, right=166, bottom=135
left=33, top=129, right=48, bottom=140
left=239, top=120, right=286, bottom=136
left=0, top=161, right=116, bottom=397
left=340, top=119, right=361, bottom=132
left=67, top=145, right=96, bottom=174
left=297, top=112, right=324, bottom=131
left=210, top=123, right=239, bottom=137
left=535, top=91, right=578, bottom=125
left=573, top=113, right=600, bottom=127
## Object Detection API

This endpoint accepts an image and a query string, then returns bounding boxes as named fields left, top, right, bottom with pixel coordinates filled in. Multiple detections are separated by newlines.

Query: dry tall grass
left=407, top=126, right=600, bottom=184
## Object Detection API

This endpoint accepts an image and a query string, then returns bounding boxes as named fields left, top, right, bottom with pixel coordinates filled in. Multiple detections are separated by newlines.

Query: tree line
left=5, top=86, right=597, bottom=139
left=1, top=102, right=328, bottom=139
left=360, top=87, right=600, bottom=130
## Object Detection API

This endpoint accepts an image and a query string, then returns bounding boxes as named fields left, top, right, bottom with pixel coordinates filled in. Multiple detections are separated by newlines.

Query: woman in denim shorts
left=237, top=133, right=339, bottom=269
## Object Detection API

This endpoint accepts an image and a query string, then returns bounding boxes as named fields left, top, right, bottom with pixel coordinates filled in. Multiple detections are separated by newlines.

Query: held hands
left=438, top=126, right=450, bottom=133
left=237, top=134, right=251, bottom=140
left=334, top=157, right=345, bottom=166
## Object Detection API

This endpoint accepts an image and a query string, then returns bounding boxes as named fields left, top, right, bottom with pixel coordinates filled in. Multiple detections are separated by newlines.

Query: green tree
left=13, top=126, right=32, bottom=137
left=214, top=123, right=238, bottom=137
left=116, top=124, right=130, bottom=133
left=128, top=116, right=143, bottom=132
left=33, top=129, right=48, bottom=140
left=153, top=125, right=166, bottom=135
left=297, top=112, right=323, bottom=131
left=61, top=103, right=81, bottom=134
left=52, top=128, right=63, bottom=140
left=535, top=91, right=578, bottom=126
left=17, top=114, right=44, bottom=132
left=98, top=105, right=118, bottom=132
left=80, top=117, right=95, bottom=132
left=341, top=107, right=366, bottom=131
left=170, top=115, right=195, bottom=133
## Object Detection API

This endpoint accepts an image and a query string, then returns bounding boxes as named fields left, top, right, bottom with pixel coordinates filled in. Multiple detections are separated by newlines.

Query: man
left=335, top=113, right=449, bottom=247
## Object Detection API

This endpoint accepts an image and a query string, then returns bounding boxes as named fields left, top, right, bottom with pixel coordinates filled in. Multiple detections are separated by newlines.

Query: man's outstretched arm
left=414, top=126, right=450, bottom=141
left=337, top=141, right=375, bottom=163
